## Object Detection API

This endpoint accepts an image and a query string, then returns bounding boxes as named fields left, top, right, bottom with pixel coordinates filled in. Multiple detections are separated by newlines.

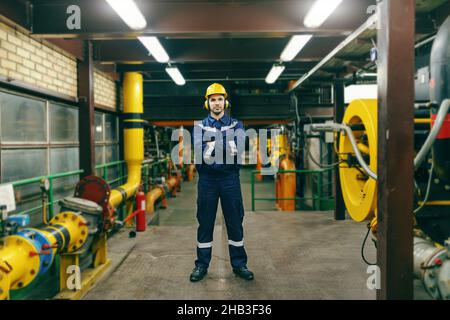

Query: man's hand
left=228, top=140, right=238, bottom=156
left=204, top=141, right=215, bottom=160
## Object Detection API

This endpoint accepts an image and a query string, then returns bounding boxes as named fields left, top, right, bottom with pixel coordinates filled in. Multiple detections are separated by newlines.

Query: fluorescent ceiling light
left=165, top=66, right=186, bottom=86
left=280, top=35, right=313, bottom=62
left=265, top=64, right=285, bottom=84
left=138, top=36, right=170, bottom=63
left=304, top=0, right=343, bottom=28
left=105, top=0, right=147, bottom=30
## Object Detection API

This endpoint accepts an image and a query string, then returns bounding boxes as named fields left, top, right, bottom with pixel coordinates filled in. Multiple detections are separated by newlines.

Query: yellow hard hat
left=205, top=83, right=228, bottom=99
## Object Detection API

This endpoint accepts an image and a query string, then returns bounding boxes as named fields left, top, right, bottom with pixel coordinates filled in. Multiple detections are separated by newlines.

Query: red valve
left=29, top=251, right=51, bottom=257
left=434, top=258, right=443, bottom=266
left=41, top=244, right=58, bottom=250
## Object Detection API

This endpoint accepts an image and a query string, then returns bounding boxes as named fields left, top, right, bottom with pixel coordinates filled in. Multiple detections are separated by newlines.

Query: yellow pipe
left=48, top=212, right=89, bottom=253
left=0, top=236, right=40, bottom=293
left=417, top=200, right=450, bottom=206
left=146, top=187, right=165, bottom=214
left=167, top=176, right=178, bottom=196
left=109, top=72, right=144, bottom=208
left=0, top=211, right=89, bottom=299
left=186, top=164, right=196, bottom=182
left=414, top=118, right=431, bottom=124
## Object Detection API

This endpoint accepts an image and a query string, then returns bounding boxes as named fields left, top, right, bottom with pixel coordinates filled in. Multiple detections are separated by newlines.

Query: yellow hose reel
left=338, top=99, right=378, bottom=225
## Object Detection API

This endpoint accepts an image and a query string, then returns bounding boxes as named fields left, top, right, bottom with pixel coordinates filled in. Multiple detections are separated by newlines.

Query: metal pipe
left=413, top=236, right=450, bottom=300
left=414, top=99, right=450, bottom=170
left=311, top=123, right=378, bottom=180
left=146, top=187, right=164, bottom=214
left=166, top=176, right=178, bottom=196
left=109, top=72, right=145, bottom=208
left=0, top=211, right=90, bottom=299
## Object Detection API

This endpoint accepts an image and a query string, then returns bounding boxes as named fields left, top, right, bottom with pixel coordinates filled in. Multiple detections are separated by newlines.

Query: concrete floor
left=84, top=167, right=385, bottom=300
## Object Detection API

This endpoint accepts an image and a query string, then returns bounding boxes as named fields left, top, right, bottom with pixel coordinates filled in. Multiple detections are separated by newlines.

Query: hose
left=414, top=99, right=450, bottom=170
left=310, top=99, right=450, bottom=179
left=311, top=123, right=377, bottom=180
left=361, top=223, right=376, bottom=266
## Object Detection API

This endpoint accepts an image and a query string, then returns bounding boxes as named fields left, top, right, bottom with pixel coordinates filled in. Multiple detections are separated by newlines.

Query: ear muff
left=204, top=99, right=231, bottom=110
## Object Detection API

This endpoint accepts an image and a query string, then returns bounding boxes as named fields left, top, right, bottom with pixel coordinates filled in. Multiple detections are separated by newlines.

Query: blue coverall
left=193, top=113, right=248, bottom=269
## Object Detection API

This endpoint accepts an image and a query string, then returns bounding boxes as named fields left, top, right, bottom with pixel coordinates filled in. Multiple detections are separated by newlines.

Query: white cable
left=414, top=99, right=450, bottom=170
left=311, top=123, right=377, bottom=180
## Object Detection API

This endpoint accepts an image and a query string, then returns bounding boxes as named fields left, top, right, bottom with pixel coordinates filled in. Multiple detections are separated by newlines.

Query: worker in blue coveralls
left=189, top=83, right=254, bottom=282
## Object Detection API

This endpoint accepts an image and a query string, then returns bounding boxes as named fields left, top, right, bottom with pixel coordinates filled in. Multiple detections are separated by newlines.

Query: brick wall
left=94, top=71, right=117, bottom=110
left=0, top=22, right=78, bottom=98
left=0, top=21, right=117, bottom=110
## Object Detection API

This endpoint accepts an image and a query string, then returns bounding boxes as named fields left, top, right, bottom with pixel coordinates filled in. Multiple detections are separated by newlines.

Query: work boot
left=190, top=266, right=208, bottom=282
left=233, top=266, right=254, bottom=280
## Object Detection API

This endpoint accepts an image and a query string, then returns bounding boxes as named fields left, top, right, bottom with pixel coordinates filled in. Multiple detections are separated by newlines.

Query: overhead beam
left=377, top=0, right=415, bottom=300
left=118, top=61, right=314, bottom=81
left=31, top=0, right=370, bottom=38
left=289, top=14, right=378, bottom=91
left=97, top=37, right=343, bottom=64
left=116, top=61, right=319, bottom=73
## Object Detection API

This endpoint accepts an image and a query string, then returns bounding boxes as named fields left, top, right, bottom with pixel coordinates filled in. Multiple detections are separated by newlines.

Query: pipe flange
left=16, top=228, right=55, bottom=276
left=0, top=257, right=11, bottom=300
left=49, top=212, right=89, bottom=253
left=0, top=235, right=40, bottom=290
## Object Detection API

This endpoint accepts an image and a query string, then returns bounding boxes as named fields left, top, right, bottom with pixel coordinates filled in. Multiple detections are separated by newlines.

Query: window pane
left=50, top=148, right=79, bottom=208
left=0, top=91, right=47, bottom=142
left=1, top=149, right=48, bottom=222
left=1, top=149, right=47, bottom=182
left=95, top=146, right=104, bottom=165
left=50, top=147, right=79, bottom=174
left=95, top=112, right=104, bottom=142
left=50, top=103, right=78, bottom=142
left=105, top=144, right=120, bottom=186
left=105, top=114, right=117, bottom=142
left=105, top=144, right=118, bottom=163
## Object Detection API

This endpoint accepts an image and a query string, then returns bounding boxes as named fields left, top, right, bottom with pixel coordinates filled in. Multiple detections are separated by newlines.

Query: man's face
left=209, top=94, right=225, bottom=115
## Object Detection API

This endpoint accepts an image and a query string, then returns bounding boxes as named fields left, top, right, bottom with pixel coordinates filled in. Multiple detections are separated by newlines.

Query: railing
left=7, top=158, right=169, bottom=222
left=250, top=168, right=334, bottom=212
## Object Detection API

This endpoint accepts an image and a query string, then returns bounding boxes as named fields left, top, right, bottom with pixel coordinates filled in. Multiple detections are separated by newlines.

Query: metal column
left=78, top=40, right=95, bottom=177
left=333, top=80, right=345, bottom=220
left=377, top=0, right=415, bottom=300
